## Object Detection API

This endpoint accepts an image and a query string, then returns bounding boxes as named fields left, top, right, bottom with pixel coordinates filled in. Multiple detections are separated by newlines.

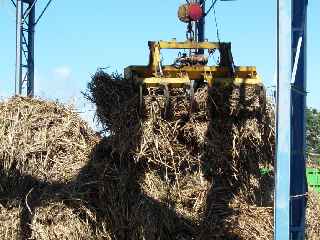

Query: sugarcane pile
left=0, top=73, right=319, bottom=240
left=85, top=71, right=276, bottom=239
left=306, top=191, right=320, bottom=239
left=0, top=97, right=111, bottom=239
left=86, top=71, right=319, bottom=239
left=0, top=97, right=97, bottom=184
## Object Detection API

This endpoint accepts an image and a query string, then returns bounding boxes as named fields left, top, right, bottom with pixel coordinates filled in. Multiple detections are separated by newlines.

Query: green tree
left=306, top=108, right=320, bottom=154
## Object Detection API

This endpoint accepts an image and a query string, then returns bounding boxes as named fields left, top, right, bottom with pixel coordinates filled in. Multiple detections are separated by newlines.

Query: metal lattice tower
left=13, top=0, right=53, bottom=97
left=15, top=0, right=35, bottom=96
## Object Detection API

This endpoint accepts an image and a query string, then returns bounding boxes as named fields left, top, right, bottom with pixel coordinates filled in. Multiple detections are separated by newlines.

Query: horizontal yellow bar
left=126, top=65, right=257, bottom=74
left=138, top=77, right=191, bottom=85
left=156, top=40, right=225, bottom=50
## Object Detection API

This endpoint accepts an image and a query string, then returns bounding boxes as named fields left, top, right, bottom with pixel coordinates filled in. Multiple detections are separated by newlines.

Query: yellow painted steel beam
left=126, top=65, right=259, bottom=79
left=137, top=76, right=190, bottom=85
left=126, top=65, right=257, bottom=73
left=135, top=76, right=261, bottom=88
left=150, top=40, right=227, bottom=50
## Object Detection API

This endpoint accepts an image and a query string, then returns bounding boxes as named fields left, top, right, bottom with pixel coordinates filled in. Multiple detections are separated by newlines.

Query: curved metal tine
left=139, top=84, right=143, bottom=115
left=190, top=80, right=196, bottom=114
left=184, top=85, right=189, bottom=100
left=260, top=85, right=267, bottom=113
left=164, top=84, right=170, bottom=119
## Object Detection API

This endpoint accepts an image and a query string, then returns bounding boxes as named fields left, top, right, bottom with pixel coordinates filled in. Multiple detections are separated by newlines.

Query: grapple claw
left=139, top=84, right=143, bottom=115
left=163, top=84, right=170, bottom=119
left=190, top=80, right=196, bottom=113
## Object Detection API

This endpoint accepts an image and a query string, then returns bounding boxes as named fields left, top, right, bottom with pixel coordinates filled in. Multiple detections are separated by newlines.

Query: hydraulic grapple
left=124, top=1, right=264, bottom=117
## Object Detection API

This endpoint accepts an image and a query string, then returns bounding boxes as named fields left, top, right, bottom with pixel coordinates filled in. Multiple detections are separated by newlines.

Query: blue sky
left=0, top=0, right=319, bottom=115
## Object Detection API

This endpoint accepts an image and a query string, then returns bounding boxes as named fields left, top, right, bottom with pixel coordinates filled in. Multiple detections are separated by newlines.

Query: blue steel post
left=290, top=0, right=308, bottom=239
left=15, top=0, right=36, bottom=97
left=275, top=0, right=292, bottom=239
left=27, top=2, right=35, bottom=97
left=15, top=0, right=23, bottom=95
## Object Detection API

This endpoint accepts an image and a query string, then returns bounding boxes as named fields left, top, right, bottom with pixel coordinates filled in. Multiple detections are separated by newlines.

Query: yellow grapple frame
left=124, top=39, right=262, bottom=88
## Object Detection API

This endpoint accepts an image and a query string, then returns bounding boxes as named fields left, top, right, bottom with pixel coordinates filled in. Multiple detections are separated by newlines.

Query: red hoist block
left=188, top=3, right=203, bottom=21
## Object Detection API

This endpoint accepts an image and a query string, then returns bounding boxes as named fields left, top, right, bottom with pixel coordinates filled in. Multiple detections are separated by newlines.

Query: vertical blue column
left=15, top=0, right=36, bottom=96
left=27, top=0, right=35, bottom=97
left=15, top=0, right=23, bottom=95
left=290, top=0, right=308, bottom=239
left=275, top=0, right=292, bottom=239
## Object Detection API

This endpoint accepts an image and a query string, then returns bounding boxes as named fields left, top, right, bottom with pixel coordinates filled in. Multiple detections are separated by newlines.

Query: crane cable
left=213, top=3, right=221, bottom=43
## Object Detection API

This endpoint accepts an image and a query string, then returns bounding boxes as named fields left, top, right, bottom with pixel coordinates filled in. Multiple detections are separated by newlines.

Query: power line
left=35, top=0, right=54, bottom=25
left=10, top=0, right=16, bottom=7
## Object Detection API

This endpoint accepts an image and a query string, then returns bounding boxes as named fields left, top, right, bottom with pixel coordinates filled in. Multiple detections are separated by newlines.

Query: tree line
left=307, top=108, right=320, bottom=156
